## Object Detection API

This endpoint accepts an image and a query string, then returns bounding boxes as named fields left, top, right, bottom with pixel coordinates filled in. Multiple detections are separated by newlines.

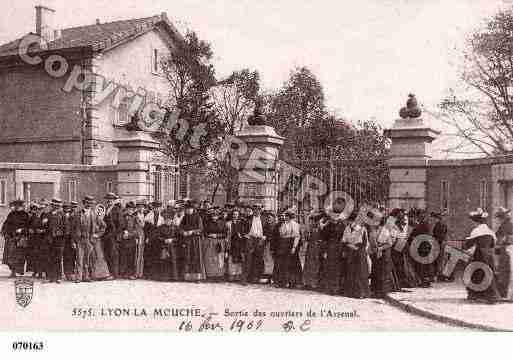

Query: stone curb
left=384, top=294, right=510, bottom=332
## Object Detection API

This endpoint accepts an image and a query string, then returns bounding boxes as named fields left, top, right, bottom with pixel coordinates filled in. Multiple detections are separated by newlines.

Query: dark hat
left=151, top=200, right=162, bottom=208
left=63, top=202, right=73, bottom=210
left=430, top=211, right=445, bottom=219
left=469, top=208, right=488, bottom=222
left=184, top=200, right=195, bottom=209
left=39, top=198, right=50, bottom=207
left=104, top=192, right=119, bottom=200
left=51, top=198, right=63, bottom=206
left=263, top=209, right=275, bottom=216
left=125, top=201, right=136, bottom=209
left=309, top=209, right=327, bottom=221
left=70, top=201, right=79, bottom=208
left=389, top=208, right=404, bottom=218
left=495, top=207, right=511, bottom=218
left=82, top=195, right=95, bottom=204
left=225, top=202, right=235, bottom=208
left=136, top=199, right=147, bottom=207
left=12, top=198, right=25, bottom=207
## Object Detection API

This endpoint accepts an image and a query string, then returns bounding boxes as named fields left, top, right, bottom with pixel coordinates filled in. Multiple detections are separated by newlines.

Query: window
left=152, top=48, right=159, bottom=74
left=0, top=179, right=6, bottom=205
left=441, top=180, right=450, bottom=212
left=111, top=97, right=130, bottom=126
left=67, top=180, right=78, bottom=202
left=106, top=181, right=115, bottom=194
left=179, top=171, right=189, bottom=199
left=480, top=179, right=488, bottom=209
left=153, top=170, right=162, bottom=201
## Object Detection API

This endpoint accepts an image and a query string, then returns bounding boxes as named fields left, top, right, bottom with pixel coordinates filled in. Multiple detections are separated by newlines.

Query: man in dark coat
left=1, top=199, right=29, bottom=277
left=47, top=199, right=65, bottom=283
left=103, top=192, right=122, bottom=279
left=26, top=202, right=42, bottom=275
left=62, top=203, right=79, bottom=281
left=431, top=211, right=450, bottom=282
left=118, top=201, right=139, bottom=279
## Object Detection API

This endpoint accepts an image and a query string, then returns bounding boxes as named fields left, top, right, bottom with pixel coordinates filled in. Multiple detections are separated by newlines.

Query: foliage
left=157, top=31, right=224, bottom=169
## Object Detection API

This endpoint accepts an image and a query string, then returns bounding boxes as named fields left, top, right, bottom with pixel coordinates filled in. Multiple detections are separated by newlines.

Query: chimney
left=35, top=3, right=57, bottom=42
left=96, top=19, right=101, bottom=25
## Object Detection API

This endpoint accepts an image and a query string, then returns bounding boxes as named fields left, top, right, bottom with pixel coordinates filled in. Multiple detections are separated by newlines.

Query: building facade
left=0, top=6, right=193, bottom=224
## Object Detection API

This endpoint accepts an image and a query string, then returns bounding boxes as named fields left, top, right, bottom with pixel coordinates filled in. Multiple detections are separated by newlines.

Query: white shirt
left=248, top=216, right=263, bottom=238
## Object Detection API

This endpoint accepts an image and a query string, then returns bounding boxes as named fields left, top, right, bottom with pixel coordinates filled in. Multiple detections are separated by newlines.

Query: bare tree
left=440, top=9, right=513, bottom=156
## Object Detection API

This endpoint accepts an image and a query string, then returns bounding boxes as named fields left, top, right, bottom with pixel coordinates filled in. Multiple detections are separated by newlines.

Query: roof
left=0, top=12, right=181, bottom=58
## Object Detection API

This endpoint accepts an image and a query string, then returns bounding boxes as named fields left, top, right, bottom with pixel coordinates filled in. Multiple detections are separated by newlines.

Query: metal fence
left=277, top=148, right=389, bottom=224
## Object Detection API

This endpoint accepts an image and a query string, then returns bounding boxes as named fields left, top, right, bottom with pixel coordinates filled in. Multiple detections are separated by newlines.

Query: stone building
left=385, top=99, right=513, bottom=245
left=0, top=6, right=193, bottom=223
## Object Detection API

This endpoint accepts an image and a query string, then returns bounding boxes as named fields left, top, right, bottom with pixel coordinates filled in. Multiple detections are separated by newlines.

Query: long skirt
left=262, top=242, right=274, bottom=278
left=275, top=237, right=302, bottom=288
left=392, top=249, right=420, bottom=288
left=135, top=239, right=145, bottom=278
left=303, top=240, right=322, bottom=289
left=466, top=249, right=499, bottom=302
left=202, top=235, right=226, bottom=279
left=26, top=236, right=37, bottom=273
left=3, top=235, right=26, bottom=274
left=227, top=256, right=243, bottom=281
left=495, top=245, right=513, bottom=300
left=183, top=234, right=206, bottom=281
left=90, top=240, right=111, bottom=280
left=344, top=247, right=371, bottom=298
left=153, top=243, right=178, bottom=281
left=320, top=240, right=344, bottom=294
left=371, top=249, right=399, bottom=297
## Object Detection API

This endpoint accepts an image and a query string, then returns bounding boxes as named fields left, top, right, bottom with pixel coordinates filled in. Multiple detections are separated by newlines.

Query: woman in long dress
left=202, top=208, right=228, bottom=281
left=153, top=209, right=179, bottom=281
left=226, top=209, right=246, bottom=281
left=369, top=217, right=399, bottom=298
left=179, top=202, right=206, bottom=282
left=134, top=201, right=146, bottom=278
left=390, top=209, right=420, bottom=288
left=1, top=200, right=29, bottom=277
left=303, top=211, right=326, bottom=290
left=463, top=208, right=499, bottom=304
left=342, top=215, right=371, bottom=299
left=495, top=207, right=513, bottom=300
left=319, top=208, right=347, bottom=295
left=274, top=209, right=302, bottom=288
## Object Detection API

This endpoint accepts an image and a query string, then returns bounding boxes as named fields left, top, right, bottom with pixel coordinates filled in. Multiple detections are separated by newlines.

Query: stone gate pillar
left=113, top=131, right=160, bottom=201
left=235, top=125, right=284, bottom=211
left=384, top=94, right=440, bottom=210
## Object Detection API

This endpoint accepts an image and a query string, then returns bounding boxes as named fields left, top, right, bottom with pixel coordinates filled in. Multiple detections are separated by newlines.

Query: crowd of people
left=1, top=192, right=513, bottom=302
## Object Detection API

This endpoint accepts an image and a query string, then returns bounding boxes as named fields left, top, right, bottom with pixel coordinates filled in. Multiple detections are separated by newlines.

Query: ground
left=0, top=265, right=460, bottom=331
left=388, top=281, right=513, bottom=331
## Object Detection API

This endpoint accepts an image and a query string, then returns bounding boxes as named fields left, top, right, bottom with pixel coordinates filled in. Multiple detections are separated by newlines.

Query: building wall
left=90, top=29, right=173, bottom=165
left=426, top=162, right=493, bottom=245
left=0, top=62, right=83, bottom=163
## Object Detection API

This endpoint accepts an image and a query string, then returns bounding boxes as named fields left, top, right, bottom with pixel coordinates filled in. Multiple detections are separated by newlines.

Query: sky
left=1, top=0, right=511, bottom=157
